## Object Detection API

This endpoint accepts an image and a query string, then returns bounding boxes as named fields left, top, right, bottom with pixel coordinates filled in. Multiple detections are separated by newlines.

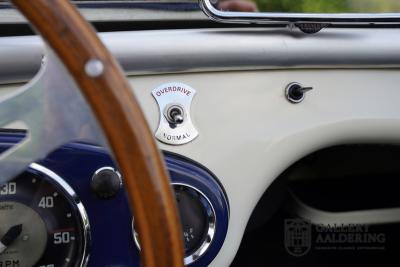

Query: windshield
left=215, top=0, right=400, bottom=13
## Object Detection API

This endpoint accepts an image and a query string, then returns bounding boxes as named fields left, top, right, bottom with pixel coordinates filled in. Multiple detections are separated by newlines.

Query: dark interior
left=231, top=144, right=400, bottom=267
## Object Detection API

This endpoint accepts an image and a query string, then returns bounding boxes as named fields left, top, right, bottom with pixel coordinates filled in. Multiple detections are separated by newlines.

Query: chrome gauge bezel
left=132, top=182, right=217, bottom=265
left=29, top=163, right=91, bottom=267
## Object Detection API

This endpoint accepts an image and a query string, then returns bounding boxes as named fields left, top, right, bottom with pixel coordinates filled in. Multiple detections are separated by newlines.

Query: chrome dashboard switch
left=152, top=82, right=199, bottom=145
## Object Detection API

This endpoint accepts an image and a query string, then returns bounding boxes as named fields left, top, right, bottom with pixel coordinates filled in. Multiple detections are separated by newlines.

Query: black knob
left=285, top=82, right=313, bottom=103
left=91, top=167, right=122, bottom=199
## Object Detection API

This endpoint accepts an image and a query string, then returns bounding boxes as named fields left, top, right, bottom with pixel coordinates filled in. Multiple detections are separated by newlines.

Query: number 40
left=38, top=196, right=54, bottom=208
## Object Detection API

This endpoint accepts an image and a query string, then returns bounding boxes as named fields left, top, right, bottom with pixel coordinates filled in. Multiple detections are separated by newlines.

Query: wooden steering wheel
left=10, top=1, right=185, bottom=267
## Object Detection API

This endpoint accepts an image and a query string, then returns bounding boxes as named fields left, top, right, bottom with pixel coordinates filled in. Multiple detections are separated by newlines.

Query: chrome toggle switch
left=152, top=83, right=199, bottom=145
left=165, top=104, right=185, bottom=125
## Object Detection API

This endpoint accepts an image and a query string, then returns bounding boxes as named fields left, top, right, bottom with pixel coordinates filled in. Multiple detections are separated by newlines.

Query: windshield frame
left=200, top=0, right=400, bottom=24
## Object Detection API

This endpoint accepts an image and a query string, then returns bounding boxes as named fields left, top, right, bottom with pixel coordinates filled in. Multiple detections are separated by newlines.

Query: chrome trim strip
left=0, top=1, right=204, bottom=24
left=2, top=28, right=400, bottom=84
left=0, top=9, right=204, bottom=24
left=200, top=0, right=400, bottom=24
left=30, top=163, right=91, bottom=267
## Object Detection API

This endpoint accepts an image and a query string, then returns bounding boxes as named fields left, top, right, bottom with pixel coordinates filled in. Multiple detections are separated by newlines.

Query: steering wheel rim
left=10, top=1, right=185, bottom=267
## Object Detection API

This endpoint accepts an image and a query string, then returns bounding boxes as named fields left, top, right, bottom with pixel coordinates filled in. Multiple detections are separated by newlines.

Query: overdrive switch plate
left=152, top=83, right=199, bottom=145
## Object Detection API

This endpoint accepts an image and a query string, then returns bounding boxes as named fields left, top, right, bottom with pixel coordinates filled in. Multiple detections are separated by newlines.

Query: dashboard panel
left=0, top=132, right=229, bottom=267
left=1, top=28, right=400, bottom=266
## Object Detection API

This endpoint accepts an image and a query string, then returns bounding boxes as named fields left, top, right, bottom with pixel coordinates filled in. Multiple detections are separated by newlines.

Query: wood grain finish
left=11, top=1, right=185, bottom=267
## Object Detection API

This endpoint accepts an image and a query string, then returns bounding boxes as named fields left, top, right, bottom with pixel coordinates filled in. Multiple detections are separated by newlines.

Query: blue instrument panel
left=0, top=132, right=229, bottom=267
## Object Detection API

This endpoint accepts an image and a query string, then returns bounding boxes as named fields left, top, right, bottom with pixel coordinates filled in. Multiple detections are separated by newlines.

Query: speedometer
left=0, top=163, right=90, bottom=267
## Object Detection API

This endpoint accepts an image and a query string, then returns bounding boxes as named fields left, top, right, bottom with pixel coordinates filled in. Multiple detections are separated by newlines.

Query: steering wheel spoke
left=0, top=49, right=106, bottom=185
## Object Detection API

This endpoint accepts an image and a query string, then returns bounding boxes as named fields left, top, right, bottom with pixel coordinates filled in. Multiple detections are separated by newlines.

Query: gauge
left=174, top=184, right=214, bottom=256
left=0, top=163, right=90, bottom=267
left=133, top=183, right=216, bottom=265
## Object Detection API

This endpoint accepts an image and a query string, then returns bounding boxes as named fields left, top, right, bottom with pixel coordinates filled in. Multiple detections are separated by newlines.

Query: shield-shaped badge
left=284, top=219, right=312, bottom=257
